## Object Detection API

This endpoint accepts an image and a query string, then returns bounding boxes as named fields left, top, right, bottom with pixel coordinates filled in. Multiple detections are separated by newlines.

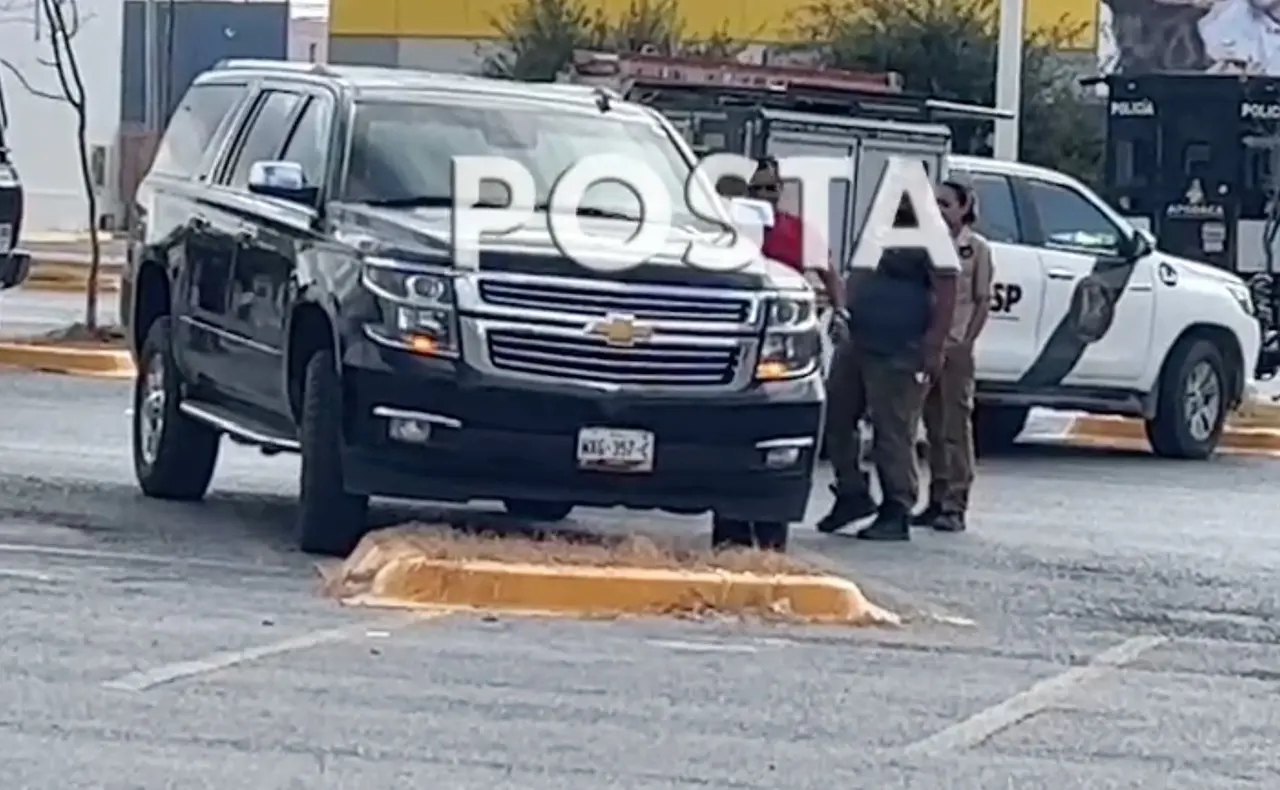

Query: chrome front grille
left=478, top=278, right=752, bottom=324
left=486, top=328, right=740, bottom=387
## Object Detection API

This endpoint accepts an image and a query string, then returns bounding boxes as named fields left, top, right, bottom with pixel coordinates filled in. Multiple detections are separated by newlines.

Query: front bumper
left=0, top=249, right=30, bottom=291
left=339, top=346, right=824, bottom=523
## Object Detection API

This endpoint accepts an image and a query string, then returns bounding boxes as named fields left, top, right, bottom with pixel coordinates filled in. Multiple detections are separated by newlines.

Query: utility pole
left=993, top=0, right=1024, bottom=161
left=142, top=0, right=158, bottom=131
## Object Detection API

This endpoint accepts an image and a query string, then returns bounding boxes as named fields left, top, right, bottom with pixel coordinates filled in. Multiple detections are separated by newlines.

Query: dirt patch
left=323, top=523, right=820, bottom=599
left=25, top=323, right=126, bottom=348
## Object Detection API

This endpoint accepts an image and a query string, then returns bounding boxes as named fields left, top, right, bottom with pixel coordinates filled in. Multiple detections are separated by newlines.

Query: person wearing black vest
left=817, top=197, right=960, bottom=541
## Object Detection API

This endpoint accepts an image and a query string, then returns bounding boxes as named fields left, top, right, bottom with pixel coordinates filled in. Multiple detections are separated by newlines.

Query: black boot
left=816, top=485, right=877, bottom=534
left=855, top=501, right=911, bottom=541
left=911, top=501, right=942, bottom=526
left=932, top=510, right=967, bottom=533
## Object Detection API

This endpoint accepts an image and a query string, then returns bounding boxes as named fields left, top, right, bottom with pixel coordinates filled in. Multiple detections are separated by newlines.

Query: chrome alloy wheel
left=1183, top=360, right=1222, bottom=443
left=139, top=351, right=166, bottom=465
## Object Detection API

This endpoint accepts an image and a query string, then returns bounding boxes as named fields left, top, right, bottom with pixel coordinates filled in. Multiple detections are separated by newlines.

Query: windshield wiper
left=532, top=203, right=640, bottom=222
left=362, top=195, right=510, bottom=209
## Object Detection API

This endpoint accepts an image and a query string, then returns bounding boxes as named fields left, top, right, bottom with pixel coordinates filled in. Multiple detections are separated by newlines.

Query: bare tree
left=0, top=0, right=103, bottom=334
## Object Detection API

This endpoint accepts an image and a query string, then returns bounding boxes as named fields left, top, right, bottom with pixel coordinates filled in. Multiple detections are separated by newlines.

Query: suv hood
left=1161, top=251, right=1246, bottom=287
left=332, top=204, right=808, bottom=292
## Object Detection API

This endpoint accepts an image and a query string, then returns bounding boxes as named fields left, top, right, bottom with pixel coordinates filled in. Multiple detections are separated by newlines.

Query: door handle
left=1046, top=268, right=1077, bottom=280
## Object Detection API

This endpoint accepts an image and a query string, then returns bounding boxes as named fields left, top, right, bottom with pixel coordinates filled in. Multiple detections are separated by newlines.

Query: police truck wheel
left=296, top=350, right=369, bottom=556
left=132, top=316, right=220, bottom=500
left=504, top=499, right=574, bottom=522
left=711, top=515, right=789, bottom=552
left=1145, top=339, right=1226, bottom=460
left=973, top=405, right=1029, bottom=457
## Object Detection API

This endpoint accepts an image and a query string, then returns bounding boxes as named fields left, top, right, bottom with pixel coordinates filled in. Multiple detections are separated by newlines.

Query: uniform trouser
left=824, top=340, right=925, bottom=511
left=922, top=344, right=976, bottom=512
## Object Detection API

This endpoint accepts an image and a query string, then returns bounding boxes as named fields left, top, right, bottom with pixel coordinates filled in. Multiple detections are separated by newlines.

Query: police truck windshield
left=341, top=99, right=715, bottom=228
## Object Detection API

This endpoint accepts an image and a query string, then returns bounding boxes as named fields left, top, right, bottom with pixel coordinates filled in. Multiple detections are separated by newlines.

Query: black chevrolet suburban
left=123, top=60, right=823, bottom=556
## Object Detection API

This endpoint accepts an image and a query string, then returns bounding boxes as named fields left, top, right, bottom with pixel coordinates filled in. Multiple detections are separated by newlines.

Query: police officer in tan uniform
left=913, top=180, right=993, bottom=533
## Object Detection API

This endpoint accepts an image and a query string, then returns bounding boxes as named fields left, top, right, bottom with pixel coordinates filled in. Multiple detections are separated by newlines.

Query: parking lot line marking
left=0, top=542, right=297, bottom=575
left=647, top=639, right=760, bottom=654
left=895, top=634, right=1167, bottom=760
left=102, top=615, right=428, bottom=692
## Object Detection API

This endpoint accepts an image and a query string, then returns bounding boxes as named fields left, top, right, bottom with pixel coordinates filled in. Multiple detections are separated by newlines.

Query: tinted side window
left=221, top=90, right=302, bottom=189
left=1023, top=179, right=1123, bottom=255
left=279, top=98, right=327, bottom=187
left=151, top=83, right=245, bottom=178
left=965, top=172, right=1020, bottom=244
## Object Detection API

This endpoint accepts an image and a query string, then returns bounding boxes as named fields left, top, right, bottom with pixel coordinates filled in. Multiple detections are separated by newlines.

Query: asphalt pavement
left=1, top=371, right=1279, bottom=788
left=0, top=287, right=120, bottom=338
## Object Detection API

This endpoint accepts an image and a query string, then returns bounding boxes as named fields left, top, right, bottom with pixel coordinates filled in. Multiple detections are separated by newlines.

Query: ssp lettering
left=991, top=282, right=1023, bottom=314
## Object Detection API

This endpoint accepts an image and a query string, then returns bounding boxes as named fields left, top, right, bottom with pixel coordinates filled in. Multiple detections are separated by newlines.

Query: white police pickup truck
left=948, top=155, right=1261, bottom=459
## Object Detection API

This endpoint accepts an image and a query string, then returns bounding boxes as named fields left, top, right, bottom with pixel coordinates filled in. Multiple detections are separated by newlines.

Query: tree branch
left=0, top=57, right=65, bottom=100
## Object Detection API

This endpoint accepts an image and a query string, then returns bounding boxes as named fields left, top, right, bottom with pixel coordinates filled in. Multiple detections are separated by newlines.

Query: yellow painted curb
left=328, top=530, right=900, bottom=626
left=22, top=277, right=120, bottom=294
left=23, top=260, right=122, bottom=293
left=1067, top=415, right=1280, bottom=454
left=0, top=342, right=135, bottom=379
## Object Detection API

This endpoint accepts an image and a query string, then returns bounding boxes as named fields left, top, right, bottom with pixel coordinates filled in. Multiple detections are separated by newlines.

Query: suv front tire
left=296, top=349, right=369, bottom=556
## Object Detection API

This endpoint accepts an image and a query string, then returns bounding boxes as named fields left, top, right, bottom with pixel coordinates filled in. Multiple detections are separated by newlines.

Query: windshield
left=341, top=99, right=716, bottom=228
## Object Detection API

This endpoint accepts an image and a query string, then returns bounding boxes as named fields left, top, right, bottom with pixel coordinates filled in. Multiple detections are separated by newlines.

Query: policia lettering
left=1018, top=257, right=1133, bottom=387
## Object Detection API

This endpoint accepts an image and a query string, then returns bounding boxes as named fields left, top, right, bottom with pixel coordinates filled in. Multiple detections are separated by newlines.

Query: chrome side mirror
left=247, top=160, right=318, bottom=206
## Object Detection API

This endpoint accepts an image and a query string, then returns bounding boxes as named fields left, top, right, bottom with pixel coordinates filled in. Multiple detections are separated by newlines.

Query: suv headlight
left=1226, top=282, right=1255, bottom=316
left=756, top=294, right=821, bottom=381
left=361, top=257, right=459, bottom=357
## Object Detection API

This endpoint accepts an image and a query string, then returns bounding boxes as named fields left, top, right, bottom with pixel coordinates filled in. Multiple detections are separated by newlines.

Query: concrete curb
left=1067, top=415, right=1280, bottom=454
left=0, top=342, right=134, bottom=379
left=330, top=532, right=900, bottom=626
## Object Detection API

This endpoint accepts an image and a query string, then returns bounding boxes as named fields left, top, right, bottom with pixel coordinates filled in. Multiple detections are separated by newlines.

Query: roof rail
left=213, top=58, right=333, bottom=77
left=559, top=49, right=904, bottom=97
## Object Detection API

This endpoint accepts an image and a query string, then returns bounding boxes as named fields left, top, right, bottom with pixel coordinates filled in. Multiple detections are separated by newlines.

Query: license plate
left=0, top=223, right=10, bottom=253
left=576, top=427, right=655, bottom=473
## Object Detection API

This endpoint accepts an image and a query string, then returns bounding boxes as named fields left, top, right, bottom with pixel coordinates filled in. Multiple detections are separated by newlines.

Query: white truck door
left=1013, top=176, right=1156, bottom=388
left=959, top=170, right=1047, bottom=380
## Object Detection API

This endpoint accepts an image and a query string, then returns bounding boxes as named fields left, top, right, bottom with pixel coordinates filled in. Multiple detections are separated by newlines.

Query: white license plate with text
left=576, top=427, right=655, bottom=473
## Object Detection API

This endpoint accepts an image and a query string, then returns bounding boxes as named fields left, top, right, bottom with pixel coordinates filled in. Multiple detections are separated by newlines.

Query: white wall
left=289, top=15, right=327, bottom=62
left=1, top=0, right=125, bottom=236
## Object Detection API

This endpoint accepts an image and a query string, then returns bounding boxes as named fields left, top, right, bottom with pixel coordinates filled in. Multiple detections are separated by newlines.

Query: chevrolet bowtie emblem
left=587, top=314, right=652, bottom=347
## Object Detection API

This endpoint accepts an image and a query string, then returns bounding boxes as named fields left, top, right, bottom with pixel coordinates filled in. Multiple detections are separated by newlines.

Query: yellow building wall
left=331, top=0, right=1099, bottom=50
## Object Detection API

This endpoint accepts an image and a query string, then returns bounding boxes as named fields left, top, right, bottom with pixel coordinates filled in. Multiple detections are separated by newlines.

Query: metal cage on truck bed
left=559, top=49, right=1009, bottom=273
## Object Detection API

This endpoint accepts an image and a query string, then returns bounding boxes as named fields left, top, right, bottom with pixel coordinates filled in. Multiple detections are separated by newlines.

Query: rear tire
left=1145, top=339, right=1227, bottom=460
left=711, top=515, right=789, bottom=552
left=503, top=499, right=574, bottom=522
left=973, top=405, right=1029, bottom=457
left=296, top=350, right=369, bottom=556
left=132, top=316, right=220, bottom=500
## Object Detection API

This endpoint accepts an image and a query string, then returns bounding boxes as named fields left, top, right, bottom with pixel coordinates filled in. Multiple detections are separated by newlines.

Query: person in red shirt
left=748, top=157, right=846, bottom=315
